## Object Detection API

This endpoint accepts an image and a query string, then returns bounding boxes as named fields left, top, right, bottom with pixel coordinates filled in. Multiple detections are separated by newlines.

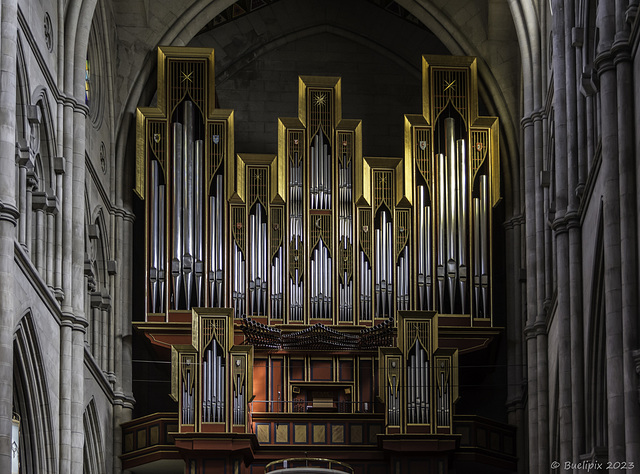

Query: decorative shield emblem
left=342, top=140, right=348, bottom=147
left=273, top=223, right=279, bottom=231
left=236, top=222, right=243, bottom=230
left=476, top=142, right=484, bottom=152
left=212, top=134, right=220, bottom=144
left=399, top=226, right=405, bottom=233
left=293, top=139, right=299, bottom=145
left=419, top=140, right=427, bottom=150
left=362, top=225, right=369, bottom=233
left=153, top=133, right=161, bottom=143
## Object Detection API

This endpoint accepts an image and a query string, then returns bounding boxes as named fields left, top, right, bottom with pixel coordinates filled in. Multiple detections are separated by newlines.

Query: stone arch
left=13, top=311, right=57, bottom=473
left=15, top=33, right=30, bottom=144
left=86, top=4, right=108, bottom=129
left=32, top=88, right=59, bottom=192
left=116, top=0, right=522, bottom=218
left=584, top=202, right=608, bottom=458
left=83, top=398, right=105, bottom=474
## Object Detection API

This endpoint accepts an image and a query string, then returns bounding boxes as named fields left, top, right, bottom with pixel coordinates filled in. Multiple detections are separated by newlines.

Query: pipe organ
left=134, top=50, right=504, bottom=473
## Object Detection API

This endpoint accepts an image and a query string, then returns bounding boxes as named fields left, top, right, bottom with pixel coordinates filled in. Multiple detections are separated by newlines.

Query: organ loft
left=126, top=47, right=512, bottom=473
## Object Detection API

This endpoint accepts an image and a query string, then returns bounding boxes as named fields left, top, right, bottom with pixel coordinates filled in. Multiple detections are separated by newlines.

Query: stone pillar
left=54, top=157, right=65, bottom=301
left=614, top=0, right=640, bottom=460
left=100, top=291, right=111, bottom=376
left=566, top=2, right=586, bottom=462
left=71, top=105, right=88, bottom=474
left=595, top=0, right=626, bottom=467
left=25, top=173, right=36, bottom=256
left=59, top=319, right=73, bottom=474
left=504, top=215, right=526, bottom=474
left=0, top=1, right=19, bottom=469
left=46, top=190, right=57, bottom=289
left=89, top=290, right=101, bottom=364
left=71, top=320, right=87, bottom=474
left=15, top=141, right=30, bottom=248
left=33, top=190, right=46, bottom=275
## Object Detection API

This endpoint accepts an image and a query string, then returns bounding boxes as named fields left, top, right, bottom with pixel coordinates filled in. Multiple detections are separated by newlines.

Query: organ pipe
left=182, top=102, right=195, bottom=310
left=171, top=122, right=183, bottom=310
left=456, top=139, right=468, bottom=313
left=437, top=153, right=446, bottom=313
left=209, top=174, right=224, bottom=307
left=445, top=118, right=458, bottom=311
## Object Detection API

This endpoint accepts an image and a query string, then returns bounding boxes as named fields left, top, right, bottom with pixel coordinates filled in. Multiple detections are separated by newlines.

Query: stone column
left=614, top=0, right=640, bottom=460
left=54, top=157, right=65, bottom=301
left=25, top=173, right=36, bottom=256
left=32, top=190, right=46, bottom=275
left=90, top=290, right=101, bottom=364
left=15, top=141, right=30, bottom=248
left=0, top=0, right=19, bottom=469
left=550, top=1, right=574, bottom=467
left=46, top=190, right=58, bottom=290
left=100, top=291, right=111, bottom=376
left=595, top=0, right=626, bottom=468
left=71, top=105, right=88, bottom=474
left=566, top=2, right=586, bottom=461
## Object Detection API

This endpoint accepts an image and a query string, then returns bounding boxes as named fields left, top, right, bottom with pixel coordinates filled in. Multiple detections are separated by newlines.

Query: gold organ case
left=129, top=47, right=510, bottom=474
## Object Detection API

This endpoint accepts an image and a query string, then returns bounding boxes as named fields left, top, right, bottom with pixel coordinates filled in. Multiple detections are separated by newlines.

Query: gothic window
left=85, top=57, right=90, bottom=106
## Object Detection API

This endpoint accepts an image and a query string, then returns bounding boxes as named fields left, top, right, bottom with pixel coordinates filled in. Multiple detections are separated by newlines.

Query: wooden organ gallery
left=127, top=47, right=515, bottom=474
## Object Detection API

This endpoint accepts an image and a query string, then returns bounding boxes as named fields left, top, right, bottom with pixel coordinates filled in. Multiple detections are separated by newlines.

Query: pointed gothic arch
left=83, top=398, right=106, bottom=474
left=13, top=311, right=57, bottom=473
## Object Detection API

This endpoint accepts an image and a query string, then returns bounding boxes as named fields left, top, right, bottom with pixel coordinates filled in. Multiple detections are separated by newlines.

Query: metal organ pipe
left=171, top=123, right=183, bottom=310
left=182, top=101, right=195, bottom=310
left=437, top=153, right=446, bottom=313
left=338, top=159, right=352, bottom=322
left=479, top=175, right=489, bottom=318
left=194, top=140, right=204, bottom=307
left=456, top=139, right=468, bottom=313
left=158, top=184, right=166, bottom=313
left=473, top=197, right=481, bottom=318
left=289, top=150, right=303, bottom=321
left=445, top=118, right=458, bottom=312
left=149, top=160, right=159, bottom=313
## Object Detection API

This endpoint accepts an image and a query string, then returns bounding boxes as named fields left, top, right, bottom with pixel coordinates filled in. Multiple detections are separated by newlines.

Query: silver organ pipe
left=232, top=240, right=245, bottom=317
left=445, top=118, right=458, bottom=312
left=375, top=210, right=393, bottom=317
left=158, top=184, right=166, bottom=313
left=437, top=364, right=449, bottom=426
left=182, top=372, right=193, bottom=424
left=171, top=123, right=183, bottom=310
left=202, top=342, right=225, bottom=422
left=425, top=204, right=432, bottom=309
left=417, top=186, right=425, bottom=309
left=436, top=153, right=446, bottom=313
left=360, top=251, right=371, bottom=320
left=407, top=344, right=431, bottom=424
left=209, top=174, right=224, bottom=307
left=182, top=102, right=195, bottom=310
left=310, top=131, right=331, bottom=210
left=289, top=150, right=303, bottom=321
left=271, top=246, right=283, bottom=317
left=473, top=197, right=481, bottom=318
left=408, top=353, right=415, bottom=423
left=396, top=246, right=409, bottom=311
left=194, top=140, right=204, bottom=307
left=310, top=239, right=332, bottom=319
left=248, top=203, right=268, bottom=316
left=456, top=139, right=468, bottom=313
left=149, top=160, right=159, bottom=313
left=388, top=373, right=398, bottom=426
left=338, top=159, right=353, bottom=322
left=234, top=374, right=244, bottom=425
left=479, top=175, right=490, bottom=318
